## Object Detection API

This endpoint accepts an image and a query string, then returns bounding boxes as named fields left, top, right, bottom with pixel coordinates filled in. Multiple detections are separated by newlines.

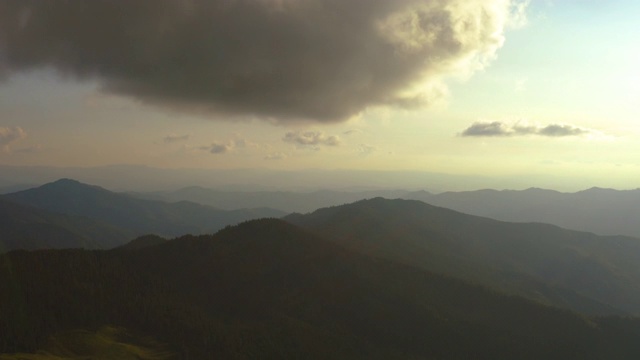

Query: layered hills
left=406, top=187, right=640, bottom=238
left=4, top=179, right=286, bottom=239
left=131, top=185, right=640, bottom=238
left=2, top=219, right=640, bottom=359
left=286, top=198, right=640, bottom=314
left=0, top=196, right=131, bottom=252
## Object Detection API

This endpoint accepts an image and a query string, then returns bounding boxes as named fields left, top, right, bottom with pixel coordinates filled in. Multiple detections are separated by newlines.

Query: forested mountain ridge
left=5, top=179, right=286, bottom=238
left=0, top=196, right=132, bottom=252
left=286, top=198, right=640, bottom=315
left=3, top=218, right=640, bottom=359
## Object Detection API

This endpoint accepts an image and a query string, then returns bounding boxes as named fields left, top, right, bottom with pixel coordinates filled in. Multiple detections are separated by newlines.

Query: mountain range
left=4, top=179, right=285, bottom=239
left=286, top=198, right=640, bottom=315
left=405, top=187, right=640, bottom=238
left=0, top=196, right=131, bottom=252
left=3, top=219, right=640, bottom=359
left=3, top=179, right=640, bottom=357
left=132, top=185, right=640, bottom=238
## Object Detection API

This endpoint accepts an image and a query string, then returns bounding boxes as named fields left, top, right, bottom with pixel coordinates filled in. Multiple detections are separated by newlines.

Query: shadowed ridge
left=286, top=197, right=640, bottom=315
left=117, top=234, right=167, bottom=251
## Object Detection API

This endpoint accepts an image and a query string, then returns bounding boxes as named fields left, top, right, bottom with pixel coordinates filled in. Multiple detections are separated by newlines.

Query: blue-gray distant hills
left=405, top=187, right=640, bottom=238
left=286, top=198, right=640, bottom=315
left=0, top=196, right=131, bottom=252
left=4, top=179, right=285, bottom=245
left=137, top=185, right=640, bottom=238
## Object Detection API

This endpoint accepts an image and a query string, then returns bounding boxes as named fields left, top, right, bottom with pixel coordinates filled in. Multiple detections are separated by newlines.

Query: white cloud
left=0, top=126, right=27, bottom=153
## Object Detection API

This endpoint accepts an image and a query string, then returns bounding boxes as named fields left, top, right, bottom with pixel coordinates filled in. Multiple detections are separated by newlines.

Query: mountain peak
left=39, top=178, right=109, bottom=193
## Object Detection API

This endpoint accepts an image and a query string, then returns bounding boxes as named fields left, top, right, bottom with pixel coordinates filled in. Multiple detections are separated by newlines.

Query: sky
left=1, top=0, right=639, bottom=191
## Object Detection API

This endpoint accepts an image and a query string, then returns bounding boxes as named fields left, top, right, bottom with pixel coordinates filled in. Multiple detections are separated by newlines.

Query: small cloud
left=264, top=152, right=287, bottom=160
left=283, top=131, right=341, bottom=147
left=0, top=126, right=27, bottom=153
left=163, top=134, right=190, bottom=144
left=343, top=129, right=363, bottom=136
left=461, top=122, right=511, bottom=137
left=209, top=142, right=233, bottom=154
left=358, top=144, right=377, bottom=156
left=14, top=144, right=43, bottom=154
left=537, top=124, right=589, bottom=137
left=460, top=121, right=599, bottom=138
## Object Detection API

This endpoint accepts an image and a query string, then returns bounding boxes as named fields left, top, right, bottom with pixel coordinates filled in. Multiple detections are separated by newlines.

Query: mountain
left=132, top=186, right=413, bottom=213
left=0, top=196, right=132, bottom=252
left=118, top=234, right=167, bottom=251
left=2, top=219, right=640, bottom=359
left=5, top=179, right=286, bottom=238
left=406, top=187, right=640, bottom=238
left=286, top=198, right=640, bottom=315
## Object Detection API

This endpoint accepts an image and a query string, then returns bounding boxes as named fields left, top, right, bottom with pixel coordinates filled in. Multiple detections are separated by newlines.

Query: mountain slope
left=5, top=179, right=286, bottom=238
left=286, top=198, right=640, bottom=314
left=2, top=219, right=640, bottom=359
left=406, top=187, right=640, bottom=238
left=132, top=186, right=412, bottom=213
left=0, top=196, right=132, bottom=252
left=0, top=326, right=172, bottom=360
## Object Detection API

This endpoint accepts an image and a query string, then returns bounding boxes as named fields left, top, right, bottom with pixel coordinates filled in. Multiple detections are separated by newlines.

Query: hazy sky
left=1, top=0, right=639, bottom=190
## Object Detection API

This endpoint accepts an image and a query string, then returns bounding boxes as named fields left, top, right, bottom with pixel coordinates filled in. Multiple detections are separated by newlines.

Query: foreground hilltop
left=3, top=218, right=640, bottom=359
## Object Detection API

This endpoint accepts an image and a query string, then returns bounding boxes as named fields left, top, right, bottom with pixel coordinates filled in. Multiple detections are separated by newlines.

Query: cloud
left=460, top=121, right=597, bottom=138
left=195, top=135, right=261, bottom=154
left=162, top=134, right=190, bottom=144
left=0, top=126, right=27, bottom=153
left=208, top=143, right=233, bottom=154
left=0, top=0, right=527, bottom=123
left=358, top=144, right=377, bottom=156
left=343, top=129, right=364, bottom=136
left=283, top=131, right=340, bottom=147
left=264, top=152, right=287, bottom=160
left=14, top=144, right=42, bottom=154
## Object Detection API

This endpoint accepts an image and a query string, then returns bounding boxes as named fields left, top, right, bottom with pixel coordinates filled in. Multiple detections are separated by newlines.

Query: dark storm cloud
left=460, top=122, right=596, bottom=138
left=0, top=0, right=521, bottom=123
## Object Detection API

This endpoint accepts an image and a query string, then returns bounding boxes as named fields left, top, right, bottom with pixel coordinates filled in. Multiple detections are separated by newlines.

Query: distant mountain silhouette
left=5, top=179, right=286, bottom=238
left=132, top=186, right=413, bottom=213
left=286, top=198, right=640, bottom=314
left=405, top=187, right=640, bottom=238
left=2, top=219, right=640, bottom=359
left=0, top=196, right=131, bottom=252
